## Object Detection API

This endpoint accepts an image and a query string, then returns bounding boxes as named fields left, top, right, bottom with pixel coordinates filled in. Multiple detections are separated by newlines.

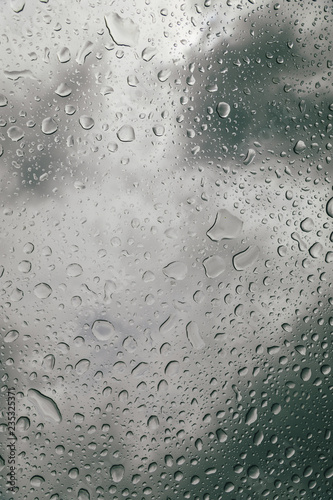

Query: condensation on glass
left=0, top=0, right=332, bottom=499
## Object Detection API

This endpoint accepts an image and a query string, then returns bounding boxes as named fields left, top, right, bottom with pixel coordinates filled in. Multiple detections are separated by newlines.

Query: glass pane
left=1, top=1, right=332, bottom=499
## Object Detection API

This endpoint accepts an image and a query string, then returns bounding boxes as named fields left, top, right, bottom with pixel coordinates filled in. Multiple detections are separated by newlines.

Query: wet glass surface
left=0, top=0, right=332, bottom=499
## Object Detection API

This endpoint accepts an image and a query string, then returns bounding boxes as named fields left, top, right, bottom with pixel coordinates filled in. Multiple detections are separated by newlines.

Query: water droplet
left=104, top=13, right=140, bottom=47
left=10, top=0, right=25, bottom=13
left=42, top=354, right=55, bottom=371
left=247, top=465, right=260, bottom=479
left=308, top=242, right=323, bottom=258
left=300, top=217, right=314, bottom=232
left=324, top=466, right=333, bottom=479
left=142, top=46, right=157, bottom=61
left=122, top=335, right=137, bottom=352
left=28, top=388, right=62, bottom=423
left=79, top=115, right=95, bottom=130
left=34, top=283, right=52, bottom=299
left=18, top=260, right=31, bottom=273
left=75, top=359, right=90, bottom=374
left=0, top=94, right=8, bottom=106
left=245, top=407, right=258, bottom=425
left=207, top=209, right=243, bottom=241
left=117, top=125, right=135, bottom=142
left=10, top=288, right=24, bottom=301
left=158, top=69, right=171, bottom=82
left=233, top=246, right=259, bottom=271
left=4, top=69, right=35, bottom=80
left=69, top=468, right=79, bottom=479
left=243, top=148, right=256, bottom=165
left=16, top=416, right=30, bottom=432
left=7, top=126, right=24, bottom=142
left=203, top=255, right=225, bottom=278
left=253, top=429, right=264, bottom=446
left=216, top=428, right=228, bottom=443
left=110, top=464, right=125, bottom=482
left=165, top=360, right=180, bottom=377
left=30, top=475, right=45, bottom=487
left=159, top=315, right=176, bottom=334
left=216, top=102, right=230, bottom=118
left=186, top=321, right=205, bottom=349
left=76, top=40, right=93, bottom=65
left=4, top=330, right=19, bottom=343
left=78, top=489, right=90, bottom=500
left=300, top=367, right=311, bottom=381
left=66, top=263, right=83, bottom=277
left=152, top=125, right=165, bottom=136
left=147, top=415, right=159, bottom=430
left=224, top=482, right=235, bottom=492
left=41, top=117, right=58, bottom=135
left=57, top=47, right=71, bottom=63
left=326, top=197, right=333, bottom=217
left=294, top=140, right=306, bottom=154
left=55, top=82, right=72, bottom=97
left=163, top=261, right=187, bottom=280
left=131, top=362, right=149, bottom=378
left=91, top=320, right=115, bottom=341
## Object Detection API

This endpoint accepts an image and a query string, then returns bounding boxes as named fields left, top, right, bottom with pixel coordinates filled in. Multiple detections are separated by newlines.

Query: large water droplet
left=253, top=429, right=264, bottom=446
left=4, top=330, right=19, bottom=343
left=7, top=126, right=24, bottom=142
left=158, top=69, right=171, bottom=82
left=16, top=416, right=30, bottom=432
left=55, top=82, right=72, bottom=97
left=75, top=359, right=90, bottom=374
left=165, top=360, right=180, bottom=377
left=203, top=255, right=225, bottom=278
left=243, top=148, right=256, bottom=165
left=147, top=415, right=159, bottom=430
left=216, top=428, right=228, bottom=443
left=57, top=47, right=71, bottom=63
left=79, top=116, right=95, bottom=130
left=41, top=117, right=58, bottom=135
left=104, top=13, right=140, bottom=47
left=163, top=261, right=187, bottom=280
left=247, top=465, right=260, bottom=479
left=207, top=209, right=243, bottom=241
left=300, top=217, right=314, bottom=232
left=232, top=246, right=260, bottom=271
left=92, top=319, right=115, bottom=341
left=110, top=464, right=125, bottom=482
left=28, top=389, right=62, bottom=423
left=186, top=321, right=205, bottom=349
left=66, top=263, right=83, bottom=277
left=117, top=125, right=135, bottom=142
left=216, top=102, right=230, bottom=118
left=78, top=489, right=90, bottom=500
left=122, top=335, right=137, bottom=352
left=326, top=197, right=333, bottom=217
left=245, top=406, right=258, bottom=425
left=10, top=0, right=25, bottom=13
left=294, top=140, right=306, bottom=154
left=308, top=242, right=323, bottom=259
left=34, top=283, right=52, bottom=299
left=0, top=94, right=8, bottom=106
left=76, top=40, right=93, bottom=65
